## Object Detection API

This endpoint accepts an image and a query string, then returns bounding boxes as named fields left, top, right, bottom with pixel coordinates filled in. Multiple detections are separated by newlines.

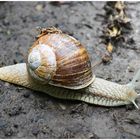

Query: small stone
left=23, top=92, right=30, bottom=98
left=13, top=124, right=18, bottom=128
left=50, top=1, right=71, bottom=6
left=41, top=126, right=49, bottom=134
left=35, top=4, right=43, bottom=12
left=17, top=132, right=24, bottom=138
left=86, top=33, right=91, bottom=40
left=127, top=66, right=135, bottom=72
left=0, top=119, right=7, bottom=129
left=4, top=128, right=13, bottom=136
left=0, top=28, right=2, bottom=32
left=32, top=127, right=39, bottom=136
left=128, top=60, right=140, bottom=72
left=125, top=112, right=140, bottom=124
left=58, top=103, right=67, bottom=110
left=88, top=132, right=99, bottom=139
left=7, top=30, right=11, bottom=35
left=8, top=106, right=22, bottom=116
left=4, top=82, right=10, bottom=87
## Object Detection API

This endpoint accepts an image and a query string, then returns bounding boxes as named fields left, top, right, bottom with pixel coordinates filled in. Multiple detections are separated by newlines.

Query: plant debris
left=101, top=1, right=133, bottom=63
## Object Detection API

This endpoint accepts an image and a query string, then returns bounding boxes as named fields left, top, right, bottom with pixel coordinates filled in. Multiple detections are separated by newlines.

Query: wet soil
left=0, top=1, right=140, bottom=138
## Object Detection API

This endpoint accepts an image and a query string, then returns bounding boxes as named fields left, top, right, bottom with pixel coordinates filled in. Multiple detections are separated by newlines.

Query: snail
left=0, top=27, right=140, bottom=108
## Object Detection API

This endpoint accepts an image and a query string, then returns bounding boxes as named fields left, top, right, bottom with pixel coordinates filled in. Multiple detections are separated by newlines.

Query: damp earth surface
left=0, top=1, right=140, bottom=138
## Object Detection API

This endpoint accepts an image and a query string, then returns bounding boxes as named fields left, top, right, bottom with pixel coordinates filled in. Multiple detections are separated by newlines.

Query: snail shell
left=27, top=27, right=95, bottom=89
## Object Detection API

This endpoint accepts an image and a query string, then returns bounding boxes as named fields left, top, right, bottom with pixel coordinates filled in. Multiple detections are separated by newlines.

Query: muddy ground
left=0, top=1, right=140, bottom=138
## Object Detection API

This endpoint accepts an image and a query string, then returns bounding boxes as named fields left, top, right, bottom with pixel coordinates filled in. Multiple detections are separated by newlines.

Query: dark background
left=0, top=1, right=140, bottom=138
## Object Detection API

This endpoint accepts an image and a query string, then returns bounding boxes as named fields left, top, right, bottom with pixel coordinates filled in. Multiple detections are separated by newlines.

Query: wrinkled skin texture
left=0, top=1, right=140, bottom=139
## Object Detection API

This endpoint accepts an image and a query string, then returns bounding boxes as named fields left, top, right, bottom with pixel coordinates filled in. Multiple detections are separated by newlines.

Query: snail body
left=0, top=27, right=139, bottom=108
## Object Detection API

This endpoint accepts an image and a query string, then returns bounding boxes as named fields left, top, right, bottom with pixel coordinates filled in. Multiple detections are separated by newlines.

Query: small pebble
left=86, top=33, right=91, bottom=40
left=4, top=82, right=10, bottom=87
left=128, top=60, right=140, bottom=72
left=23, top=92, right=30, bottom=98
left=58, top=103, right=67, bottom=110
left=7, top=30, right=11, bottom=35
left=4, top=128, right=13, bottom=136
left=0, top=28, right=2, bottom=32
left=32, top=127, right=39, bottom=136
left=8, top=106, right=22, bottom=116
left=13, top=124, right=18, bottom=128
left=17, top=132, right=24, bottom=138
left=0, top=119, right=7, bottom=129
left=35, top=4, right=43, bottom=12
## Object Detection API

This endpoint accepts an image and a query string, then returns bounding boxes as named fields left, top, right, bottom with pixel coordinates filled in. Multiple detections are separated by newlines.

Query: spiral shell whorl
left=28, top=43, right=57, bottom=82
